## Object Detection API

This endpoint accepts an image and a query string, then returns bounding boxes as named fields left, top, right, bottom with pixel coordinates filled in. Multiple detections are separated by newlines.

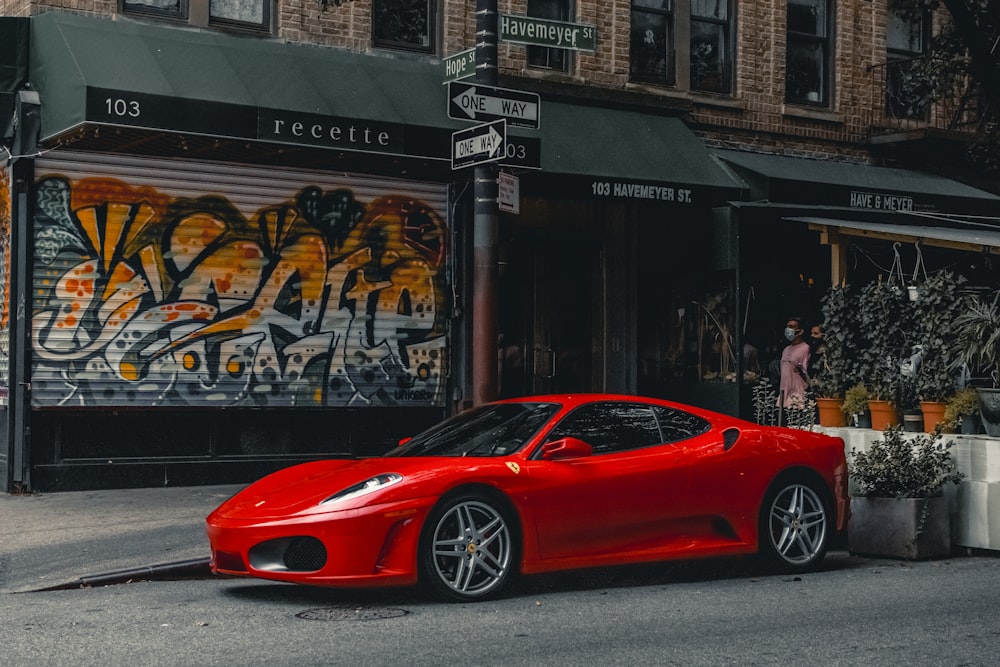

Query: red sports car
left=206, top=394, right=849, bottom=602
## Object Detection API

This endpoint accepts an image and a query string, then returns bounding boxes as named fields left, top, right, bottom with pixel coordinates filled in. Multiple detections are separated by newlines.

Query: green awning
left=25, top=11, right=743, bottom=199
left=715, top=149, right=1000, bottom=215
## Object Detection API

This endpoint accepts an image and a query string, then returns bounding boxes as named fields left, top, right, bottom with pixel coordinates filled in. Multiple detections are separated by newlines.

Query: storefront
left=714, top=149, right=1000, bottom=417
left=1, top=12, right=746, bottom=491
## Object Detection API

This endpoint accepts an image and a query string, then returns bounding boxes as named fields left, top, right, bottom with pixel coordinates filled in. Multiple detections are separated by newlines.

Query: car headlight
left=320, top=473, right=403, bottom=505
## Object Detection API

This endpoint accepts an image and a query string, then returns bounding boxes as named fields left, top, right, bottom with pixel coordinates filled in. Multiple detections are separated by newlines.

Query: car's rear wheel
left=419, top=492, right=517, bottom=602
left=759, top=478, right=830, bottom=572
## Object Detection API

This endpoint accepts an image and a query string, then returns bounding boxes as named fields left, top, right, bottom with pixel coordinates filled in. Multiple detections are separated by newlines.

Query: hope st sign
left=500, top=14, right=596, bottom=52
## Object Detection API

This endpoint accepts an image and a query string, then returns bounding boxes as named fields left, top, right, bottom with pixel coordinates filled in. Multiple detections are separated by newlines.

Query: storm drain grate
left=295, top=606, right=410, bottom=622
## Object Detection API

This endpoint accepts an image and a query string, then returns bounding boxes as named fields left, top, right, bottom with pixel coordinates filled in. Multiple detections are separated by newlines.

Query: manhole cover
left=295, top=606, right=410, bottom=621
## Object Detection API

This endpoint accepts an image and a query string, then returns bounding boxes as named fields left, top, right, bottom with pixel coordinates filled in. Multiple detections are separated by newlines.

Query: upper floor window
left=785, top=0, right=832, bottom=106
left=631, top=0, right=676, bottom=85
left=373, top=0, right=435, bottom=53
left=122, top=0, right=270, bottom=32
left=527, top=0, right=570, bottom=72
left=690, top=0, right=732, bottom=93
left=886, top=0, right=929, bottom=119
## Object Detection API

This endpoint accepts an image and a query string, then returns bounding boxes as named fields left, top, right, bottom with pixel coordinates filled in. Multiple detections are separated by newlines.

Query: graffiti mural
left=31, top=175, right=448, bottom=408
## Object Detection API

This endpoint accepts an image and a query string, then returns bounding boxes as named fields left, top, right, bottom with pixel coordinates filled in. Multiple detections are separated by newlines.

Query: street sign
left=452, top=119, right=506, bottom=170
left=498, top=172, right=520, bottom=214
left=499, top=13, right=597, bottom=52
left=443, top=47, right=476, bottom=84
left=448, top=82, right=541, bottom=129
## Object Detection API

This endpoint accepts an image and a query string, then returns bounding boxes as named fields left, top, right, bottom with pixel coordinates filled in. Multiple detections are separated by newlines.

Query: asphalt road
left=2, top=551, right=999, bottom=666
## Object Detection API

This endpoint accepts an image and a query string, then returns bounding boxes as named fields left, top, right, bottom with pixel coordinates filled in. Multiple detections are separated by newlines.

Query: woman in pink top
left=779, top=317, right=811, bottom=409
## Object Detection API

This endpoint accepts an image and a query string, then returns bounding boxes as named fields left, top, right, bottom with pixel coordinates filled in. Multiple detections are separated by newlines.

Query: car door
left=523, top=401, right=701, bottom=563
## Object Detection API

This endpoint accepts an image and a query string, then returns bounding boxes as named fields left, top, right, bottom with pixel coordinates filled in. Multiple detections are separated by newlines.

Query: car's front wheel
left=759, top=478, right=831, bottom=572
left=419, top=492, right=517, bottom=602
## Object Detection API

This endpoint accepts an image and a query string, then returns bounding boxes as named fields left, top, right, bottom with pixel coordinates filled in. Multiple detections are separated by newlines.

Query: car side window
left=652, top=406, right=712, bottom=443
left=544, top=402, right=662, bottom=455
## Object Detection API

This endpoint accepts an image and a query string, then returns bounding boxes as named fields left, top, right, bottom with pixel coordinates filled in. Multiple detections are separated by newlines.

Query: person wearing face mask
left=778, top=317, right=810, bottom=409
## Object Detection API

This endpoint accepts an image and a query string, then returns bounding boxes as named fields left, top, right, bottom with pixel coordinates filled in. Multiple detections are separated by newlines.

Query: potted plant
left=841, top=382, right=871, bottom=428
left=856, top=279, right=910, bottom=429
left=848, top=425, right=965, bottom=559
left=950, top=289, right=1000, bottom=436
left=815, top=284, right=856, bottom=426
left=913, top=272, right=966, bottom=431
left=945, top=387, right=981, bottom=434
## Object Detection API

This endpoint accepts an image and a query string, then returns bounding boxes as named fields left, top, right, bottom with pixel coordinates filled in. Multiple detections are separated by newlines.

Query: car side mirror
left=541, top=437, right=593, bottom=461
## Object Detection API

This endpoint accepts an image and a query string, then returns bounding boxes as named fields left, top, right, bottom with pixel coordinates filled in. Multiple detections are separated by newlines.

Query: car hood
left=210, top=457, right=485, bottom=520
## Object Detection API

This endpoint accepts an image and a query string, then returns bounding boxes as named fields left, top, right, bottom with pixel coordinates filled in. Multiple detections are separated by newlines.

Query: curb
left=26, top=557, right=212, bottom=592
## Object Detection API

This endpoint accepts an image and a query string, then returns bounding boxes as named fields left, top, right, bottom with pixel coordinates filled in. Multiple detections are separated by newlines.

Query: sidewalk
left=0, top=484, right=245, bottom=594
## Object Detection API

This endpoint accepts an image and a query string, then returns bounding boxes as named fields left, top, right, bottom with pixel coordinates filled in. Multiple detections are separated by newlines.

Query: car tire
left=418, top=491, right=518, bottom=602
left=758, top=476, right=831, bottom=573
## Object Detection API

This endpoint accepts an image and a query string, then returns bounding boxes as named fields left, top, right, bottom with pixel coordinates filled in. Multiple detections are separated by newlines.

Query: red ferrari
left=206, top=394, right=849, bottom=602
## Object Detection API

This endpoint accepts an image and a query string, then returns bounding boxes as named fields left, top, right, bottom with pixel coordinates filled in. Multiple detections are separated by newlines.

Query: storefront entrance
left=498, top=210, right=602, bottom=398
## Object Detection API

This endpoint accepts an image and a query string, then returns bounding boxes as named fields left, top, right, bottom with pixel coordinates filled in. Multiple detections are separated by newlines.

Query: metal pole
left=471, top=0, right=499, bottom=405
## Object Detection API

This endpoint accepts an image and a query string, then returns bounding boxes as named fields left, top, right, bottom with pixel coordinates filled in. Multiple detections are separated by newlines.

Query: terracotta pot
left=920, top=401, right=947, bottom=433
left=867, top=399, right=898, bottom=431
left=816, top=397, right=846, bottom=427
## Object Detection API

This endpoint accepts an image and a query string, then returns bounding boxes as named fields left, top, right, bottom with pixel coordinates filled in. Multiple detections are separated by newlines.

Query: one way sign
left=452, top=120, right=506, bottom=170
left=448, top=82, right=541, bottom=129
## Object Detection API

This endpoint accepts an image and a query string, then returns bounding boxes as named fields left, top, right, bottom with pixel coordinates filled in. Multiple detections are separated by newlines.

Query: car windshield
left=387, top=402, right=561, bottom=457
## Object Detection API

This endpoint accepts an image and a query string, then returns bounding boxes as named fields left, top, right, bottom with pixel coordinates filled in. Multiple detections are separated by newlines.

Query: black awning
left=787, top=215, right=1000, bottom=255
left=716, top=149, right=1000, bottom=216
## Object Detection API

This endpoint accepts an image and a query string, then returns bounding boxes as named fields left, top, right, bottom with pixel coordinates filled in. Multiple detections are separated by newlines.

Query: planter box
left=848, top=496, right=950, bottom=560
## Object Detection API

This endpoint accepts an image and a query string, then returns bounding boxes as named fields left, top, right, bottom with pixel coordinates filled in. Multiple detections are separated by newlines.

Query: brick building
left=1, top=0, right=999, bottom=491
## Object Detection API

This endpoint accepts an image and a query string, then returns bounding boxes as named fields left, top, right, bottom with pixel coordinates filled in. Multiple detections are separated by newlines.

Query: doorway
left=498, top=213, right=603, bottom=398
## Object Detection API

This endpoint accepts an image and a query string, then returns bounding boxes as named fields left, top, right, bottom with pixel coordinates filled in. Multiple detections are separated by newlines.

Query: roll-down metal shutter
left=31, top=151, right=450, bottom=409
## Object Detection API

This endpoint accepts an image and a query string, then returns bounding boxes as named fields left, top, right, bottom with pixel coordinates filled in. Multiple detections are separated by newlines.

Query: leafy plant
left=856, top=279, right=912, bottom=401
left=817, top=284, right=857, bottom=398
left=914, top=271, right=966, bottom=401
left=944, top=387, right=980, bottom=425
left=850, top=425, right=964, bottom=498
left=841, top=382, right=871, bottom=416
left=949, top=289, right=1000, bottom=387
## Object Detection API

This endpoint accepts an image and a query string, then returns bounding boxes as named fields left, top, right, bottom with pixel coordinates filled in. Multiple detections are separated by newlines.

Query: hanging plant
left=914, top=271, right=967, bottom=402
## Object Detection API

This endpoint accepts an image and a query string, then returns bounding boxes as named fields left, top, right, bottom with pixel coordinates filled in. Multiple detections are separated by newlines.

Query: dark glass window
left=651, top=406, right=711, bottom=442
left=544, top=403, right=664, bottom=455
left=210, top=0, right=269, bottom=30
left=885, top=1, right=929, bottom=119
left=631, top=0, right=675, bottom=85
left=785, top=0, right=832, bottom=106
left=527, top=0, right=570, bottom=72
left=690, top=0, right=732, bottom=93
left=123, top=0, right=187, bottom=18
left=373, top=0, right=435, bottom=53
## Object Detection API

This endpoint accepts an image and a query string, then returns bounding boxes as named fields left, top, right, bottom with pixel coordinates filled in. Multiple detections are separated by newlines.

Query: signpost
left=452, top=119, right=506, bottom=170
left=448, top=82, right=540, bottom=129
left=499, top=13, right=597, bottom=52
left=443, top=47, right=476, bottom=84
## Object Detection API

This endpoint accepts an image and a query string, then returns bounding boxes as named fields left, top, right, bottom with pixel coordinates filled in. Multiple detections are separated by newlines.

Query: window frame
left=372, top=0, right=437, bottom=54
left=208, top=0, right=272, bottom=33
left=884, top=0, right=931, bottom=120
left=630, top=0, right=678, bottom=87
left=121, top=0, right=189, bottom=21
left=121, top=0, right=272, bottom=34
left=689, top=0, right=734, bottom=94
left=526, top=0, right=572, bottom=73
left=784, top=0, right=834, bottom=107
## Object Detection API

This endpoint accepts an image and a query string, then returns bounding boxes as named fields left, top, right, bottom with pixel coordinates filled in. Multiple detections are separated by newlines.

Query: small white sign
left=498, top=172, right=520, bottom=214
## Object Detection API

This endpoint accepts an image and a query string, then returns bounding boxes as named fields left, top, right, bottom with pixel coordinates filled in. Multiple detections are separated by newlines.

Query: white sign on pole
left=498, top=172, right=520, bottom=214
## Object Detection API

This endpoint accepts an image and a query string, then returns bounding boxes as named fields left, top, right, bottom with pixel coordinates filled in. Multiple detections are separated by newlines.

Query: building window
left=122, top=0, right=270, bottom=32
left=209, top=0, right=269, bottom=30
left=631, top=0, right=676, bottom=85
left=785, top=0, right=832, bottom=106
left=123, top=0, right=187, bottom=19
left=886, top=1, right=929, bottom=119
left=373, top=0, right=435, bottom=53
left=690, top=0, right=732, bottom=93
left=527, top=0, right=570, bottom=72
